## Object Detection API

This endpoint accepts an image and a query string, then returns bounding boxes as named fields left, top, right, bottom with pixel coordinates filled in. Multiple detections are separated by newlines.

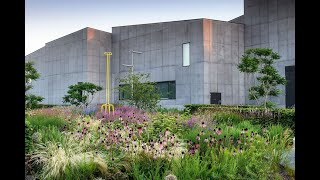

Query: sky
left=25, top=0, right=244, bottom=55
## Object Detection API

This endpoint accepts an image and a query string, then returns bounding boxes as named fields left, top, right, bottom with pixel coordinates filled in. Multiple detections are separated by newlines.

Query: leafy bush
left=147, top=113, right=183, bottom=139
left=184, top=104, right=295, bottom=132
left=25, top=120, right=34, bottom=153
left=184, top=104, right=255, bottom=113
left=26, top=115, right=66, bottom=130
left=213, top=111, right=243, bottom=124
left=116, top=72, right=161, bottom=111
left=156, top=107, right=183, bottom=114
left=37, top=104, right=69, bottom=108
left=25, top=61, right=45, bottom=110
left=131, top=153, right=171, bottom=179
left=26, top=94, right=44, bottom=109
left=63, top=82, right=103, bottom=108
left=238, top=48, right=287, bottom=109
left=37, top=126, right=66, bottom=144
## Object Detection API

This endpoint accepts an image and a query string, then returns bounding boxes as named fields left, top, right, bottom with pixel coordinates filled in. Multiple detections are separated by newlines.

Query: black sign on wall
left=285, top=66, right=295, bottom=108
left=210, top=92, right=221, bottom=104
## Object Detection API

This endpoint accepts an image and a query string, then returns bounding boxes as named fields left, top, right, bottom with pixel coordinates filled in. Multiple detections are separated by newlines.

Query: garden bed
left=25, top=106, right=295, bottom=179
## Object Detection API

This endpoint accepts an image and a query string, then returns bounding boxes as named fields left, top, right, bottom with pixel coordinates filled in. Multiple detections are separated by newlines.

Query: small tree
left=238, top=48, right=286, bottom=109
left=116, top=72, right=160, bottom=111
left=63, top=82, right=103, bottom=108
left=25, top=61, right=44, bottom=109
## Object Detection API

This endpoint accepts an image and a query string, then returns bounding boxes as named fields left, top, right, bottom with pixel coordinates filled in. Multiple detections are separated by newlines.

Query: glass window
left=183, top=43, right=190, bottom=66
left=156, top=81, right=176, bottom=99
left=119, top=84, right=131, bottom=100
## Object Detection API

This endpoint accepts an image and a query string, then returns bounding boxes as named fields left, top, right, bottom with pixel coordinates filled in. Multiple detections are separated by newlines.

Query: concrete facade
left=111, top=19, right=244, bottom=108
left=25, top=28, right=112, bottom=105
left=230, top=0, right=295, bottom=107
left=25, top=0, right=294, bottom=108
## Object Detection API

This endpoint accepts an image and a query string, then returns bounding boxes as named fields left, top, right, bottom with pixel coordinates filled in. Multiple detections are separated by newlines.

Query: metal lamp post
left=122, top=50, right=142, bottom=99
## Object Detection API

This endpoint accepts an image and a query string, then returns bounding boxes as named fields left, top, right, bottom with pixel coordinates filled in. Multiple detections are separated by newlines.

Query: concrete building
left=25, top=28, right=112, bottom=105
left=25, top=0, right=295, bottom=108
left=230, top=0, right=295, bottom=107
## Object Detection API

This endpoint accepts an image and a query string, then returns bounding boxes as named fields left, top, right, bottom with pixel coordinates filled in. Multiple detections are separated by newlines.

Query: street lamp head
left=122, top=64, right=133, bottom=67
left=130, top=50, right=143, bottom=54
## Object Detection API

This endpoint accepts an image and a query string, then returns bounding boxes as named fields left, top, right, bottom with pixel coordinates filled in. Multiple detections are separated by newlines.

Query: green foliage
left=25, top=94, right=44, bottom=109
left=30, top=136, right=109, bottom=180
left=26, top=115, right=66, bottom=131
left=25, top=61, right=40, bottom=92
left=213, top=111, right=244, bottom=124
left=156, top=107, right=183, bottom=114
left=37, top=126, right=66, bottom=144
left=64, top=160, right=98, bottom=180
left=37, top=104, right=69, bottom=108
left=63, top=82, right=103, bottom=108
left=25, top=61, right=44, bottom=109
left=131, top=153, right=171, bottom=180
left=184, top=104, right=295, bottom=132
left=147, top=113, right=183, bottom=139
left=25, top=120, right=34, bottom=153
left=171, top=153, right=214, bottom=179
left=116, top=72, right=160, bottom=111
left=184, top=104, right=255, bottom=114
left=26, top=105, right=294, bottom=179
left=238, top=48, right=287, bottom=109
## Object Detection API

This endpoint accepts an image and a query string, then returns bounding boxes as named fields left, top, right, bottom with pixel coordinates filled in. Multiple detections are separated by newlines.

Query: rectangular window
left=156, top=81, right=176, bottom=99
left=119, top=84, right=131, bottom=100
left=182, top=43, right=190, bottom=66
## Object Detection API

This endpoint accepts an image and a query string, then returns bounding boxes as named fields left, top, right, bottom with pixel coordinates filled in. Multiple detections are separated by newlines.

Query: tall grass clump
left=26, top=115, right=66, bottom=130
left=131, top=152, right=171, bottom=180
left=213, top=111, right=243, bottom=124
left=29, top=136, right=109, bottom=179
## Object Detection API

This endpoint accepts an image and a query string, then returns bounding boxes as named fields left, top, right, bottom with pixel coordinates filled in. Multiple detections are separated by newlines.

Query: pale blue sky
left=25, top=0, right=244, bottom=55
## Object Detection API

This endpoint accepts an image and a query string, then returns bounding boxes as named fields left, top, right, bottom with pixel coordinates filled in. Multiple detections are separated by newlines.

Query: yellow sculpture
left=101, top=52, right=114, bottom=115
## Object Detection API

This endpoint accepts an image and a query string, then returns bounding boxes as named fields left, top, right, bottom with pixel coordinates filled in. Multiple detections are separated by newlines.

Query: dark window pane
left=155, top=81, right=176, bottom=99
left=119, top=84, right=131, bottom=100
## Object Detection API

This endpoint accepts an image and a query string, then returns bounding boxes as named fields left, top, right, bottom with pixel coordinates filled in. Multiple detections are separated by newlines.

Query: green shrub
left=25, top=94, right=44, bottom=109
left=131, top=152, right=171, bottom=180
left=26, top=115, right=66, bottom=130
left=64, top=159, right=98, bottom=180
left=25, top=120, right=34, bottom=153
left=37, top=126, right=66, bottom=144
left=184, top=104, right=295, bottom=132
left=171, top=153, right=214, bottom=179
left=156, top=107, right=183, bottom=114
left=147, top=113, right=183, bottom=140
left=213, top=111, right=243, bottom=124
left=37, top=104, right=69, bottom=108
left=184, top=104, right=255, bottom=114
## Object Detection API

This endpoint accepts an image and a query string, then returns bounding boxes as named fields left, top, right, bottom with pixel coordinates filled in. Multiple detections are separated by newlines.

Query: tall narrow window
left=182, top=43, right=190, bottom=66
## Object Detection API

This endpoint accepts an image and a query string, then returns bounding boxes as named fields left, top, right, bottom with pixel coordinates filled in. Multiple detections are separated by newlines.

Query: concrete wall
left=25, top=28, right=112, bottom=105
left=111, top=19, right=205, bottom=108
left=86, top=28, right=112, bottom=104
left=203, top=19, right=245, bottom=105
left=241, top=0, right=295, bottom=107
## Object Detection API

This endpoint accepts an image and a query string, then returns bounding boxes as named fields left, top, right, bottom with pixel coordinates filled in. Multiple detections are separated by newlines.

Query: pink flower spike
left=165, top=129, right=170, bottom=137
left=216, top=128, right=222, bottom=135
left=159, top=142, right=163, bottom=150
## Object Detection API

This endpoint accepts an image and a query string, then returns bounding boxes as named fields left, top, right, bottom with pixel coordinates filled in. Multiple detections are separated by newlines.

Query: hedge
left=37, top=104, right=69, bottom=108
left=184, top=104, right=257, bottom=114
left=184, top=104, right=295, bottom=132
